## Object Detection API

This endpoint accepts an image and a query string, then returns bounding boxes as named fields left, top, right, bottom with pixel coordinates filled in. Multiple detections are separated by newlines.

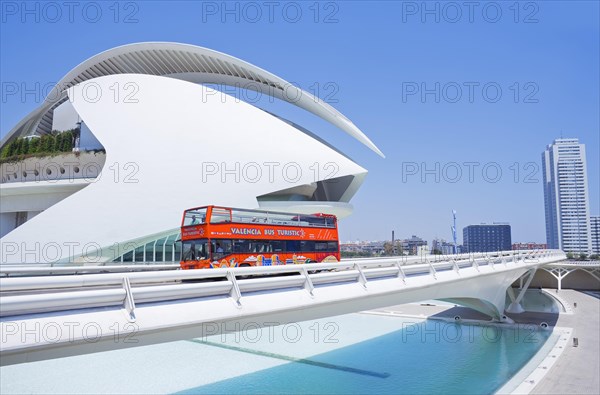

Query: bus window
left=267, top=212, right=297, bottom=226
left=234, top=239, right=259, bottom=253
left=230, top=209, right=258, bottom=224
left=182, top=239, right=208, bottom=261
left=183, top=208, right=207, bottom=226
left=211, top=207, right=232, bottom=223
left=254, top=242, right=272, bottom=253
left=286, top=240, right=301, bottom=252
left=212, top=239, right=233, bottom=261
left=252, top=242, right=266, bottom=253
left=271, top=240, right=285, bottom=252
left=316, top=241, right=338, bottom=252
left=233, top=239, right=246, bottom=253
left=301, top=240, right=315, bottom=252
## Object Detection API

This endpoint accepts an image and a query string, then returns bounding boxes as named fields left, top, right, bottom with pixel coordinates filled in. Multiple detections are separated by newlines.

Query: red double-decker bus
left=180, top=205, right=340, bottom=269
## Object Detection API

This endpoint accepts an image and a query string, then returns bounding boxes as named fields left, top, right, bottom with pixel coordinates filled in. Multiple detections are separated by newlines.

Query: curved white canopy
left=1, top=74, right=367, bottom=263
left=2, top=42, right=383, bottom=157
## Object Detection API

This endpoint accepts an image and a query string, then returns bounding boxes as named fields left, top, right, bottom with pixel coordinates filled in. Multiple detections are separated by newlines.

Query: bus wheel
left=306, top=259, right=319, bottom=274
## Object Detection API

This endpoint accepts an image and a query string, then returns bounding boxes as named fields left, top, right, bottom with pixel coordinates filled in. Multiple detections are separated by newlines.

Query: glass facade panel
left=154, top=237, right=166, bottom=262
left=144, top=242, right=155, bottom=262
left=111, top=233, right=181, bottom=263
left=174, top=241, right=181, bottom=261
left=134, top=246, right=144, bottom=262
left=164, top=244, right=173, bottom=261
left=123, top=251, right=133, bottom=262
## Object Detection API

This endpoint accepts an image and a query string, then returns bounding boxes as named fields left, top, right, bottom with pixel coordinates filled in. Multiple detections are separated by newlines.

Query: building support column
left=558, top=273, right=562, bottom=291
left=543, top=267, right=573, bottom=291
left=506, top=268, right=536, bottom=314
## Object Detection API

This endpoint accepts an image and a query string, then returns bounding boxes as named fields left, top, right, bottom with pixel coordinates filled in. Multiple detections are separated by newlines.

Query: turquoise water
left=179, top=320, right=552, bottom=395
left=0, top=294, right=557, bottom=394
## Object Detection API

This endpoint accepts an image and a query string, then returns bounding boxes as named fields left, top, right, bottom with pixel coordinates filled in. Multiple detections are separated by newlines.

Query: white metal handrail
left=549, top=260, right=600, bottom=267
left=0, top=250, right=566, bottom=318
left=0, top=250, right=561, bottom=292
left=0, top=264, right=180, bottom=277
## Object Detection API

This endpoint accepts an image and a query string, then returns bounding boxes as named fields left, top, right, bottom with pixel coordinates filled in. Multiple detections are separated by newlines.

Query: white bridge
left=0, top=250, right=566, bottom=366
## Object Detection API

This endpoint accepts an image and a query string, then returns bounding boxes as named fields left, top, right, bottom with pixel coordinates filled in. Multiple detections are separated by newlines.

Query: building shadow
left=429, top=305, right=559, bottom=327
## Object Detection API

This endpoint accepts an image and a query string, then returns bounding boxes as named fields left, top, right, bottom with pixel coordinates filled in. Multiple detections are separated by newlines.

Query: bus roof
left=182, top=205, right=337, bottom=229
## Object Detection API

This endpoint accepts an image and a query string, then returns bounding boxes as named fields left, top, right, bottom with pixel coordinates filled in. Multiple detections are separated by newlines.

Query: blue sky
left=1, top=1, right=598, bottom=244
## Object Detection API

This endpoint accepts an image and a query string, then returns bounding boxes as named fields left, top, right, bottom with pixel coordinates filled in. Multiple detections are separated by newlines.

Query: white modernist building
left=542, top=138, right=592, bottom=253
left=0, top=42, right=382, bottom=265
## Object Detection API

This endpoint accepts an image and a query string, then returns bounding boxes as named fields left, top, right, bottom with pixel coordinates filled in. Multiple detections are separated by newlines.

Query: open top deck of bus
left=182, top=206, right=337, bottom=229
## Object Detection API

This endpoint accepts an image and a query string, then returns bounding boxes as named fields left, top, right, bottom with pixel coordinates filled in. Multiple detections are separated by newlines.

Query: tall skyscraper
left=542, top=138, right=592, bottom=253
left=463, top=224, right=512, bottom=253
left=591, top=216, right=600, bottom=255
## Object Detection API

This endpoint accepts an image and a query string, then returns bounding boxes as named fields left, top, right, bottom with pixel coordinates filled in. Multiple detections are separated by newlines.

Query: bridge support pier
left=506, top=268, right=536, bottom=314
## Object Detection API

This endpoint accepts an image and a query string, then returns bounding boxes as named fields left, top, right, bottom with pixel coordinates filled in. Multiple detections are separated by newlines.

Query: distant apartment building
left=402, top=235, right=427, bottom=255
left=591, top=216, right=600, bottom=255
left=340, top=241, right=385, bottom=255
left=416, top=245, right=430, bottom=256
left=542, top=138, right=592, bottom=253
left=512, top=242, right=548, bottom=250
left=341, top=236, right=428, bottom=256
left=463, top=224, right=512, bottom=253
left=431, top=239, right=456, bottom=255
left=340, top=243, right=361, bottom=253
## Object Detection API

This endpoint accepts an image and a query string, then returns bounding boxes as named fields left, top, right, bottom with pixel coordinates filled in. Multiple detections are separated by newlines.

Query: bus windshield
left=183, top=208, right=208, bottom=226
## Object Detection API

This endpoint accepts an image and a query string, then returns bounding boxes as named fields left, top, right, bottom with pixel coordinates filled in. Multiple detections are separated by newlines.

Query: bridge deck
left=0, top=250, right=566, bottom=366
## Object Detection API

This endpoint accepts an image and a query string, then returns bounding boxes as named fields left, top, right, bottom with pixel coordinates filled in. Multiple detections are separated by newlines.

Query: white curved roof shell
left=1, top=74, right=368, bottom=264
left=1, top=42, right=383, bottom=157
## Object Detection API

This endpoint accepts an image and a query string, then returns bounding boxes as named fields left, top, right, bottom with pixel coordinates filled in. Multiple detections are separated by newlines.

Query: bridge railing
left=0, top=250, right=566, bottom=318
left=0, top=250, right=561, bottom=277
left=549, top=260, right=600, bottom=267
left=0, top=263, right=180, bottom=277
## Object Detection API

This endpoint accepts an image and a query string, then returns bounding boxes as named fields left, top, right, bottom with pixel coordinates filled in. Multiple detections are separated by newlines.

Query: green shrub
left=13, top=139, right=23, bottom=155
left=0, top=129, right=82, bottom=163
left=0, top=140, right=15, bottom=158
left=21, top=138, right=30, bottom=155
left=40, top=135, right=54, bottom=153
left=29, top=137, right=40, bottom=153
left=54, top=133, right=63, bottom=153
left=62, top=131, right=73, bottom=152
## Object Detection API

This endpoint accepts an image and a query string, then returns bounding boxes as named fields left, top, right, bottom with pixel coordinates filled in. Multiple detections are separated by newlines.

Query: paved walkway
left=370, top=289, right=599, bottom=394
left=529, top=290, right=599, bottom=395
